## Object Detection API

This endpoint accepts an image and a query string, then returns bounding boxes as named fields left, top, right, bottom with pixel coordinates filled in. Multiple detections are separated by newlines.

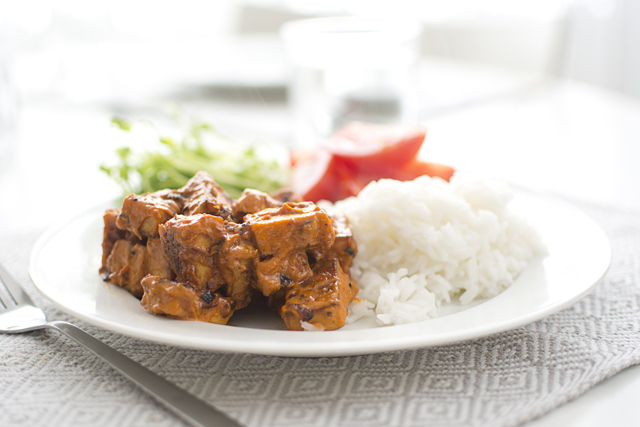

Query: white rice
left=323, top=173, right=546, bottom=326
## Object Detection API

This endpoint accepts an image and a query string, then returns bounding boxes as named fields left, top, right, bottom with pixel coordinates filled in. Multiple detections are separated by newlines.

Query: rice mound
left=325, top=173, right=546, bottom=326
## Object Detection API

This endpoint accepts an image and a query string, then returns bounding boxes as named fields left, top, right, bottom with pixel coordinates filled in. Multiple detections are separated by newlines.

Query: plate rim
left=28, top=186, right=612, bottom=357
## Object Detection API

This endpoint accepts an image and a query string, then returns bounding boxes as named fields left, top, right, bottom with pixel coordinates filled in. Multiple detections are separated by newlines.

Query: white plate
left=29, top=188, right=611, bottom=357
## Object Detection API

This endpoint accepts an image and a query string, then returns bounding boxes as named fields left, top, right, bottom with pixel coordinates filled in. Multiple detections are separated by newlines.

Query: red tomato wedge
left=327, top=122, right=427, bottom=172
left=342, top=160, right=454, bottom=196
left=291, top=149, right=353, bottom=202
left=390, top=159, right=455, bottom=182
left=289, top=122, right=454, bottom=203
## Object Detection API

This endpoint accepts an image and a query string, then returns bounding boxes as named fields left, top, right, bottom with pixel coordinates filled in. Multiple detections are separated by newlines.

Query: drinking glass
left=280, top=16, right=422, bottom=146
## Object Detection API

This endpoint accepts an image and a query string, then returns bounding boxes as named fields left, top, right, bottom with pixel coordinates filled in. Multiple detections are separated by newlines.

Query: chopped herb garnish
left=100, top=111, right=289, bottom=198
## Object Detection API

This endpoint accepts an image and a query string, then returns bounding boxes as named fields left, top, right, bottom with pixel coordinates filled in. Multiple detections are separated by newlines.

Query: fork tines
left=0, top=264, right=20, bottom=310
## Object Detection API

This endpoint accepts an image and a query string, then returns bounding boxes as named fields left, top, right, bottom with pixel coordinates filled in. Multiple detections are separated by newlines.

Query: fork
left=0, top=263, right=241, bottom=427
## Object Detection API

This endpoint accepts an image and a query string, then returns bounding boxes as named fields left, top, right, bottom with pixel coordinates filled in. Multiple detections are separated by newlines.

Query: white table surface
left=1, top=57, right=639, bottom=426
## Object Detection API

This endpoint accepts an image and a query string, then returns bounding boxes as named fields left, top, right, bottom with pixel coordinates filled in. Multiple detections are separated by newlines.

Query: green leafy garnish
left=100, top=114, right=289, bottom=199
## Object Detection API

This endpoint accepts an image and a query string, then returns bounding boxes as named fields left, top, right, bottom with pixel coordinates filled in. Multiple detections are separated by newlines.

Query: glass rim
left=280, top=16, right=422, bottom=45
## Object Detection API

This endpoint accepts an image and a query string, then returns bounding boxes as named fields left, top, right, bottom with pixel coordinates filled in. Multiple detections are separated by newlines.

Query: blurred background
left=1, top=0, right=638, bottom=127
left=1, top=0, right=640, bottom=228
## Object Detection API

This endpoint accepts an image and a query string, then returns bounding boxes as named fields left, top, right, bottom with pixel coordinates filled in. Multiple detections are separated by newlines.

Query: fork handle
left=45, top=321, right=241, bottom=427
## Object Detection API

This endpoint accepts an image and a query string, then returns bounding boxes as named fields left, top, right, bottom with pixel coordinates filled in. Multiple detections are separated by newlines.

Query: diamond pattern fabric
left=1, top=198, right=639, bottom=427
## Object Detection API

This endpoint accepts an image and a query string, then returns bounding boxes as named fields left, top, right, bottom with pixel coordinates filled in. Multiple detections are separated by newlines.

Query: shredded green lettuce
left=100, top=115, right=289, bottom=199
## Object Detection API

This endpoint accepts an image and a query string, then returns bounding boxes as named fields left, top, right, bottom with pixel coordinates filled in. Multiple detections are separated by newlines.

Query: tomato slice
left=288, top=122, right=453, bottom=202
left=290, top=155, right=455, bottom=202
left=290, top=149, right=353, bottom=202
left=327, top=122, right=427, bottom=172
left=390, top=159, right=455, bottom=182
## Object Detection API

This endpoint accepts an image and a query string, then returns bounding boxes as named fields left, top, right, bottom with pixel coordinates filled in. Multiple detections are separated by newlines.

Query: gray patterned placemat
left=1, top=198, right=639, bottom=427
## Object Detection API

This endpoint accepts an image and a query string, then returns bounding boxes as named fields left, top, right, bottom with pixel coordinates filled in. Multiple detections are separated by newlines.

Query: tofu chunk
left=244, top=202, right=335, bottom=296
left=216, top=222, right=257, bottom=309
left=177, top=171, right=234, bottom=218
left=116, top=193, right=181, bottom=239
left=103, top=239, right=149, bottom=298
left=232, top=188, right=283, bottom=222
left=159, top=214, right=227, bottom=292
left=278, top=259, right=359, bottom=331
left=100, top=208, right=129, bottom=278
left=140, top=275, right=234, bottom=324
left=307, top=214, right=357, bottom=272
left=160, top=214, right=257, bottom=309
left=146, top=237, right=173, bottom=280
